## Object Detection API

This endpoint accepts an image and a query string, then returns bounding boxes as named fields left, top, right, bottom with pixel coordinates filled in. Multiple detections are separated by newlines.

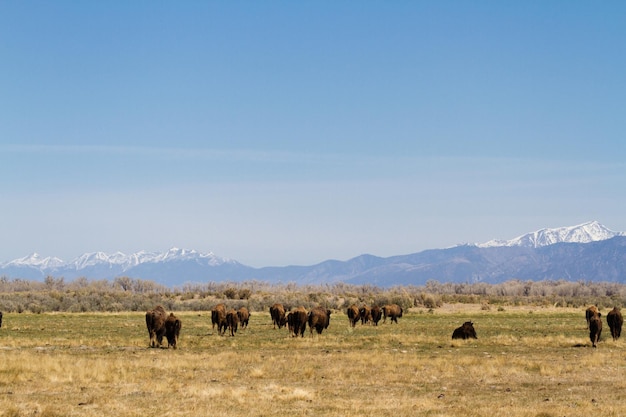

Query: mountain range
left=2, top=221, right=626, bottom=287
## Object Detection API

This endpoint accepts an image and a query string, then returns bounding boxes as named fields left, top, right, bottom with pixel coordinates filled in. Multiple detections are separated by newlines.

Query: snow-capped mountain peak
left=478, top=221, right=624, bottom=248
left=1, top=253, right=66, bottom=269
left=0, top=248, right=234, bottom=274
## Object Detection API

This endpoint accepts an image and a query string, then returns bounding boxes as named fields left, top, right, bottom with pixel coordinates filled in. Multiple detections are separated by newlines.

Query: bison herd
left=2, top=301, right=621, bottom=350
left=210, top=304, right=250, bottom=337
left=585, top=305, right=623, bottom=348
left=145, top=305, right=182, bottom=349
left=142, top=304, right=622, bottom=349
left=269, top=304, right=330, bottom=337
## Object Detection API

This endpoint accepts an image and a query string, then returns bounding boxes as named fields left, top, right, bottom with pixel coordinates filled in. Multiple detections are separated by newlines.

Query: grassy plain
left=1, top=305, right=626, bottom=417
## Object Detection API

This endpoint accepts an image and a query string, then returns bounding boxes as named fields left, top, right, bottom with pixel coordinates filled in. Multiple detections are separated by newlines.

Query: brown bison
left=270, top=303, right=288, bottom=329
left=164, top=313, right=182, bottom=348
left=237, top=306, right=250, bottom=329
left=146, top=305, right=167, bottom=348
left=586, top=305, right=599, bottom=329
left=308, top=307, right=331, bottom=335
left=370, top=305, right=382, bottom=326
left=226, top=308, right=239, bottom=337
left=589, top=311, right=602, bottom=348
left=146, top=306, right=181, bottom=348
left=212, top=303, right=227, bottom=335
left=347, top=305, right=360, bottom=327
left=382, top=304, right=403, bottom=324
left=607, top=307, right=623, bottom=341
left=452, top=321, right=477, bottom=340
left=359, top=306, right=372, bottom=325
left=287, top=307, right=308, bottom=337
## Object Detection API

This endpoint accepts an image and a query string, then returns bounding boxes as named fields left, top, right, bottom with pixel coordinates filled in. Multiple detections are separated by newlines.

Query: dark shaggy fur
left=359, top=306, right=372, bottom=325
left=586, top=305, right=599, bottom=329
left=382, top=304, right=403, bottom=324
left=288, top=307, right=308, bottom=337
left=308, top=307, right=331, bottom=335
left=164, top=313, right=182, bottom=349
left=146, top=305, right=167, bottom=348
left=212, top=303, right=227, bottom=335
left=607, top=307, right=623, bottom=341
left=226, top=309, right=239, bottom=337
left=370, top=306, right=382, bottom=326
left=270, top=303, right=287, bottom=329
left=237, top=307, right=250, bottom=329
left=589, top=312, right=602, bottom=348
left=347, top=305, right=360, bottom=328
left=452, top=321, right=477, bottom=340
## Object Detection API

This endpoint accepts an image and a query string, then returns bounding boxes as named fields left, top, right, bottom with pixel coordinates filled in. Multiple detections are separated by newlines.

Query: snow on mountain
left=1, top=248, right=235, bottom=273
left=150, top=247, right=228, bottom=265
left=73, top=251, right=127, bottom=270
left=1, top=253, right=66, bottom=269
left=478, top=221, right=625, bottom=248
left=3, top=222, right=626, bottom=286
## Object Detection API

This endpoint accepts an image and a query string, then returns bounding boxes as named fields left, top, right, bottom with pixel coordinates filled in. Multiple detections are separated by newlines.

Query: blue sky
left=1, top=2, right=625, bottom=267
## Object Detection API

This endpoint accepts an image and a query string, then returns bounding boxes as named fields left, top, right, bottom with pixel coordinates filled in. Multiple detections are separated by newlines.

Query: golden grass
left=1, top=306, right=626, bottom=416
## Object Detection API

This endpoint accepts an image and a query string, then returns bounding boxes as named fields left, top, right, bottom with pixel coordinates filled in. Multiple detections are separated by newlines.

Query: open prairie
left=1, top=305, right=626, bottom=417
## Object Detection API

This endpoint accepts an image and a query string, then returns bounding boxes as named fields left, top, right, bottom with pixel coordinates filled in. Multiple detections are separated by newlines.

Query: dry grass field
left=1, top=304, right=626, bottom=417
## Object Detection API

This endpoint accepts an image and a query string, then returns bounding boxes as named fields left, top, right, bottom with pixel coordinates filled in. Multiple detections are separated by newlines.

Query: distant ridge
left=1, top=247, right=236, bottom=271
left=2, top=221, right=626, bottom=286
left=0, top=248, right=242, bottom=283
left=477, top=221, right=625, bottom=248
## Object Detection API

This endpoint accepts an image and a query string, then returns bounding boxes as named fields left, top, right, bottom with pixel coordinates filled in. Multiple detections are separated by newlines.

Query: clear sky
left=1, top=2, right=625, bottom=267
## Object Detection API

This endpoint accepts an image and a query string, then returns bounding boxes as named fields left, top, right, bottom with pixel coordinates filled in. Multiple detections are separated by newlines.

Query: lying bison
left=270, top=303, right=287, bottom=329
left=370, top=305, right=382, bottom=326
left=237, top=306, right=250, bottom=329
left=287, top=307, right=308, bottom=337
left=308, top=307, right=331, bottom=335
left=347, top=305, right=360, bottom=328
left=212, top=303, right=227, bottom=335
left=607, top=307, right=623, bottom=341
left=452, top=321, right=477, bottom=340
left=146, top=306, right=181, bottom=348
left=382, top=304, right=403, bottom=324
left=589, top=311, right=602, bottom=348
left=226, top=308, right=239, bottom=337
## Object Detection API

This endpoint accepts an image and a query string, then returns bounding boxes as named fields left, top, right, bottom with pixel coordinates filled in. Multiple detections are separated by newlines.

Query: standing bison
left=607, top=307, right=623, bottom=341
left=226, top=308, right=239, bottom=337
left=0, top=311, right=3, bottom=328
left=382, top=304, right=403, bottom=324
left=146, top=306, right=181, bottom=348
left=586, top=305, right=599, bottom=329
left=237, top=307, right=250, bottom=329
left=287, top=307, right=308, bottom=337
left=164, top=313, right=182, bottom=349
left=589, top=311, right=602, bottom=348
left=452, top=321, right=477, bottom=340
left=212, top=303, right=228, bottom=335
left=146, top=305, right=167, bottom=348
left=370, top=305, right=382, bottom=326
left=308, top=307, right=331, bottom=335
left=359, top=306, right=372, bottom=325
left=270, top=303, right=287, bottom=329
left=347, top=305, right=360, bottom=327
